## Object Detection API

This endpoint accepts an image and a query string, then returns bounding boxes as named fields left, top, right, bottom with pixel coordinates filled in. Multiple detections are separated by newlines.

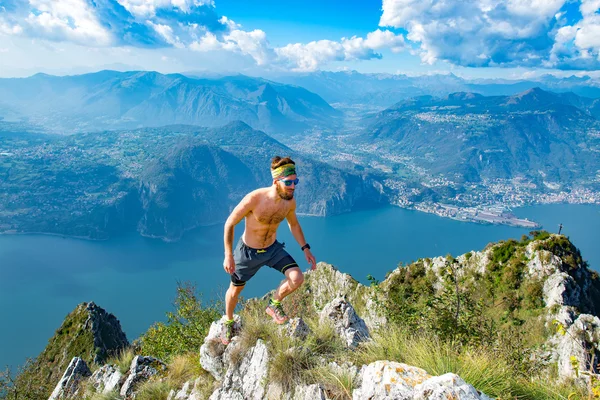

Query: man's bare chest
left=252, top=204, right=291, bottom=225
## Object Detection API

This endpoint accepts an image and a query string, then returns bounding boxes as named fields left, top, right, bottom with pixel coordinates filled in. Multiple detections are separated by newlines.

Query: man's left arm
left=286, top=203, right=317, bottom=270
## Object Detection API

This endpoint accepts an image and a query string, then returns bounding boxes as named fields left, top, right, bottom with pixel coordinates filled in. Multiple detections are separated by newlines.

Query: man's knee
left=228, top=283, right=245, bottom=296
left=288, top=270, right=304, bottom=288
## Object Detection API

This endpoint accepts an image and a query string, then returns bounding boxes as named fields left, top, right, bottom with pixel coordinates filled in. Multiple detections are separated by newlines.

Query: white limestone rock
left=48, top=357, right=91, bottom=400
left=544, top=272, right=581, bottom=308
left=209, top=339, right=269, bottom=400
left=292, top=384, right=328, bottom=400
left=200, top=315, right=242, bottom=380
left=413, top=373, right=486, bottom=400
left=352, top=361, right=431, bottom=400
left=319, top=297, right=370, bottom=348
left=89, top=364, right=124, bottom=394
left=120, top=355, right=166, bottom=398
left=286, top=317, right=311, bottom=340
left=556, top=314, right=600, bottom=381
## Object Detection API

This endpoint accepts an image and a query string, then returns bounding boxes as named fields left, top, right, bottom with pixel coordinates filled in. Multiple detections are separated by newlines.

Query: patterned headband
left=271, top=163, right=296, bottom=179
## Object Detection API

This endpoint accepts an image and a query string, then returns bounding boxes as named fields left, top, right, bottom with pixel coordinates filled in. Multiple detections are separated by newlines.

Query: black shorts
left=231, top=238, right=299, bottom=286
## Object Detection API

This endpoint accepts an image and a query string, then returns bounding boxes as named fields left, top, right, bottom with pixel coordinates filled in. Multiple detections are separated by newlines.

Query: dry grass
left=352, top=324, right=586, bottom=399
left=106, top=347, right=136, bottom=375
left=165, top=353, right=204, bottom=388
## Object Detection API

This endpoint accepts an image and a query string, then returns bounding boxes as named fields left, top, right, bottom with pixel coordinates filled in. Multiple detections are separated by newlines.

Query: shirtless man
left=221, top=156, right=317, bottom=344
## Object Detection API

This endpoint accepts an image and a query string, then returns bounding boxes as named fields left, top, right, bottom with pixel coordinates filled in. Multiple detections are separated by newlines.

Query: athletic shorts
left=231, top=238, right=299, bottom=286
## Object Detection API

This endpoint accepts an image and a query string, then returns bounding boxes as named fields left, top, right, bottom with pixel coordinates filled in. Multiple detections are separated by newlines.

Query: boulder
left=414, top=373, right=487, bottom=400
left=352, top=361, right=431, bottom=399
left=286, top=317, right=311, bottom=340
left=120, top=356, right=166, bottom=398
left=292, top=384, right=328, bottom=400
left=200, top=315, right=242, bottom=380
left=48, top=357, right=91, bottom=400
left=352, top=361, right=489, bottom=400
left=556, top=314, right=600, bottom=381
left=89, top=364, right=124, bottom=394
left=209, top=339, right=269, bottom=400
left=319, top=297, right=370, bottom=348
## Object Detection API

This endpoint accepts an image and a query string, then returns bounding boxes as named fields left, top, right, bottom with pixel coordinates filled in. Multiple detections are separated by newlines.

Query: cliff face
left=18, top=234, right=600, bottom=399
left=13, top=302, right=129, bottom=399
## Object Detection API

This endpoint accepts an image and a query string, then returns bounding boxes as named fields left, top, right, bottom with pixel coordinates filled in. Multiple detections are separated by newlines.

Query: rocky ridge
left=39, top=234, right=600, bottom=399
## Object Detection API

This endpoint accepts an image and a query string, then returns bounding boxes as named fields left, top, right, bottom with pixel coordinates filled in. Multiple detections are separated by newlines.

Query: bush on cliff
left=138, top=282, right=221, bottom=362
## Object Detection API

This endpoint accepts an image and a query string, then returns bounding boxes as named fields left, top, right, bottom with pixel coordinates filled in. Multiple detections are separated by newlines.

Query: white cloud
left=219, top=16, right=240, bottom=30
left=0, top=20, right=23, bottom=35
left=189, top=32, right=222, bottom=51
left=115, top=0, right=214, bottom=18
left=276, top=40, right=344, bottom=71
left=275, top=29, right=406, bottom=71
left=549, top=0, right=600, bottom=68
left=147, top=20, right=184, bottom=48
left=379, top=0, right=567, bottom=67
left=2, top=0, right=113, bottom=46
left=221, top=29, right=274, bottom=66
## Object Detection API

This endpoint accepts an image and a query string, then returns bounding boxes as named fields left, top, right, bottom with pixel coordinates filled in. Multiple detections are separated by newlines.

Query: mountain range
left=0, top=71, right=340, bottom=136
left=274, top=70, right=600, bottom=108
left=0, top=121, right=386, bottom=241
left=359, top=88, right=600, bottom=185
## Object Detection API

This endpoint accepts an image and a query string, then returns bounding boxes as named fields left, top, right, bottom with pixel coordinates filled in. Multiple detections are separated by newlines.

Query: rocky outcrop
left=555, top=314, right=600, bottom=381
left=352, top=361, right=489, bottom=400
left=89, top=364, right=124, bottom=394
left=84, top=302, right=130, bottom=364
left=200, top=315, right=242, bottom=380
left=305, top=262, right=387, bottom=330
left=209, top=339, right=270, bottom=400
left=15, top=301, right=129, bottom=399
left=120, top=356, right=167, bottom=398
left=48, top=357, right=91, bottom=400
left=320, top=297, right=370, bottom=348
left=286, top=317, right=311, bottom=340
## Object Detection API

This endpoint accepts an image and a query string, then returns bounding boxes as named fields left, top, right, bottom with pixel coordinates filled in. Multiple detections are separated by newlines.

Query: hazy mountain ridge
left=0, top=121, right=386, bottom=241
left=360, top=88, right=600, bottom=184
left=0, top=71, right=340, bottom=135
left=274, top=70, right=600, bottom=108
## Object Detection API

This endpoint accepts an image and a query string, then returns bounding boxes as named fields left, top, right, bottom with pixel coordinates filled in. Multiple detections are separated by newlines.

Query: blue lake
left=0, top=204, right=598, bottom=371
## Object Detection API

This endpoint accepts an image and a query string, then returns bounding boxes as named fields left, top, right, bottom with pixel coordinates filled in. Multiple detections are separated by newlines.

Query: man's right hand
left=223, top=254, right=236, bottom=274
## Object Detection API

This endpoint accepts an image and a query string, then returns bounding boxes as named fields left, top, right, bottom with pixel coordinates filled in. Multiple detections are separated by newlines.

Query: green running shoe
left=266, top=299, right=289, bottom=324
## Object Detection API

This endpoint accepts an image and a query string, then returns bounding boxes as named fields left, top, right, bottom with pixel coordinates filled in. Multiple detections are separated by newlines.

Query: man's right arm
left=223, top=192, right=256, bottom=273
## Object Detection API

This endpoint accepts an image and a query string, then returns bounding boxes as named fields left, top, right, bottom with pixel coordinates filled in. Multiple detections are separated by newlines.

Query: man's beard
left=276, top=184, right=294, bottom=200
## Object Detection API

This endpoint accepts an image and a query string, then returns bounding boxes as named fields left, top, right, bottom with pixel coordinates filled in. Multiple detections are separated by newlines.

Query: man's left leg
left=266, top=267, right=304, bottom=324
left=273, top=267, right=304, bottom=301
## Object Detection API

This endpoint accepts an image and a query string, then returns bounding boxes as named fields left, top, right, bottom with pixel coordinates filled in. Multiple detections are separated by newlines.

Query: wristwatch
left=301, top=243, right=311, bottom=251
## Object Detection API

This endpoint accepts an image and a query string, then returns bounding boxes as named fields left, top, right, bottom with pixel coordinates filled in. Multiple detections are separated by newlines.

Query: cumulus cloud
left=549, top=0, right=600, bottom=69
left=0, top=0, right=226, bottom=48
left=274, top=29, right=406, bottom=71
left=379, top=0, right=569, bottom=68
left=115, top=0, right=214, bottom=17
left=2, top=0, right=113, bottom=46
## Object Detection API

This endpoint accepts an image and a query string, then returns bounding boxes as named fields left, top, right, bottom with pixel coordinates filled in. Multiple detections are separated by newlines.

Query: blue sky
left=0, top=0, right=599, bottom=79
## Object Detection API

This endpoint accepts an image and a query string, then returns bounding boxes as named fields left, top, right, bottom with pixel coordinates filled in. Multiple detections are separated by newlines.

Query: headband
left=271, top=163, right=296, bottom=179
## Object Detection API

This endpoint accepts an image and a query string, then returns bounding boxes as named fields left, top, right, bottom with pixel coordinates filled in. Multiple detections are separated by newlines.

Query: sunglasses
left=279, top=178, right=299, bottom=186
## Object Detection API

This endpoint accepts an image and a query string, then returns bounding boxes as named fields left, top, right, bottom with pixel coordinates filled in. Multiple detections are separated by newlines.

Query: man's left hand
left=304, top=249, right=316, bottom=270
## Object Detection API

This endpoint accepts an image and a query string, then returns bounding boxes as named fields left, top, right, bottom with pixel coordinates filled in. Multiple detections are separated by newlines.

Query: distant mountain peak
left=446, top=92, right=483, bottom=101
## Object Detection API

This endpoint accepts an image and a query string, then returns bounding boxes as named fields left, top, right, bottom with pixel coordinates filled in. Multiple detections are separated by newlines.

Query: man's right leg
left=222, top=282, right=245, bottom=345
left=225, top=282, right=245, bottom=320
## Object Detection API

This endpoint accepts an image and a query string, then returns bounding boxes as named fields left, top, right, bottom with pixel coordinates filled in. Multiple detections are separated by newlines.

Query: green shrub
left=139, top=282, right=221, bottom=362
